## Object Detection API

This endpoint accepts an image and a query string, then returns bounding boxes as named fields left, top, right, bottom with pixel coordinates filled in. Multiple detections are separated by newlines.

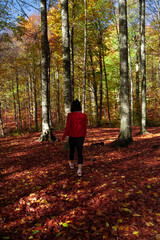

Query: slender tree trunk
left=70, top=0, right=75, bottom=101
left=55, top=67, right=60, bottom=123
left=82, top=0, right=87, bottom=113
left=39, top=0, right=56, bottom=141
left=157, top=0, right=160, bottom=84
left=88, top=78, right=92, bottom=125
left=16, top=72, right=22, bottom=130
left=33, top=65, right=38, bottom=131
left=135, top=36, right=140, bottom=103
left=99, top=38, right=103, bottom=125
left=113, top=0, right=132, bottom=147
left=102, top=43, right=111, bottom=127
left=12, top=78, right=18, bottom=130
left=4, top=98, right=9, bottom=133
left=47, top=50, right=53, bottom=130
left=88, top=46, right=98, bottom=124
left=0, top=98, right=5, bottom=137
left=135, top=36, right=140, bottom=124
left=140, top=0, right=147, bottom=134
left=28, top=75, right=32, bottom=130
left=61, top=0, right=72, bottom=117
left=128, top=44, right=134, bottom=126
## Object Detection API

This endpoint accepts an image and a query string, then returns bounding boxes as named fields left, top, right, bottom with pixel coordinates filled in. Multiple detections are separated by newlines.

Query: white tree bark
left=118, top=0, right=132, bottom=142
left=140, top=0, right=147, bottom=134
left=61, top=0, right=72, bottom=117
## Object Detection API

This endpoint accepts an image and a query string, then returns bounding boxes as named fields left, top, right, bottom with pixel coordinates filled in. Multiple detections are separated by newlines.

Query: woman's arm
left=62, top=114, right=71, bottom=140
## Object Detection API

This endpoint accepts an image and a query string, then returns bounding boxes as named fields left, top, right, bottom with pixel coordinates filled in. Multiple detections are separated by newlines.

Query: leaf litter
left=0, top=127, right=160, bottom=239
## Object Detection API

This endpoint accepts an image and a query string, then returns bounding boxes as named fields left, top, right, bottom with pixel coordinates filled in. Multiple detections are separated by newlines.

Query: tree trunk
left=39, top=0, right=56, bottom=142
left=0, top=98, right=5, bottom=137
left=70, top=0, right=75, bottom=101
left=16, top=72, right=22, bottom=130
left=140, top=0, right=147, bottom=134
left=112, top=0, right=132, bottom=147
left=28, top=75, right=32, bottom=130
left=33, top=65, right=38, bottom=131
left=55, top=67, right=60, bottom=124
left=12, top=78, right=18, bottom=130
left=128, top=44, right=134, bottom=126
left=98, top=38, right=103, bottom=126
left=135, top=36, right=140, bottom=124
left=82, top=0, right=87, bottom=113
left=157, top=0, right=160, bottom=86
left=102, top=43, right=111, bottom=127
left=61, top=0, right=72, bottom=117
left=88, top=46, right=98, bottom=124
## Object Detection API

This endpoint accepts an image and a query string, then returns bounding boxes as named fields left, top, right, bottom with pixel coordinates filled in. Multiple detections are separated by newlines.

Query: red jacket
left=62, top=112, right=87, bottom=140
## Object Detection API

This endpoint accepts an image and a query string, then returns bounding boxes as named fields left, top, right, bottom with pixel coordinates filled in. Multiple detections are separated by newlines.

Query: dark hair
left=71, top=99, right=82, bottom=112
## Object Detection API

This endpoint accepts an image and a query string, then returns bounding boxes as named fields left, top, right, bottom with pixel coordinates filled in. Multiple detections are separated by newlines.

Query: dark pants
left=69, top=137, right=84, bottom=164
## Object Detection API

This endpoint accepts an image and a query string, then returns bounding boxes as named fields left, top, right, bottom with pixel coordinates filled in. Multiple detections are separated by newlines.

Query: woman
left=62, top=99, right=87, bottom=176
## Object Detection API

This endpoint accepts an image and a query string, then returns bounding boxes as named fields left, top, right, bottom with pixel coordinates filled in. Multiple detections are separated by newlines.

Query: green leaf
left=133, top=213, right=141, bottom=217
left=133, top=231, right=139, bottom=236
left=112, top=226, right=118, bottom=231
left=3, top=237, right=10, bottom=240
left=106, top=222, right=109, bottom=227
left=32, top=230, right=39, bottom=234
left=56, top=232, right=62, bottom=237
left=123, top=208, right=132, bottom=213
left=118, top=189, right=122, bottom=192
left=62, top=223, right=69, bottom=227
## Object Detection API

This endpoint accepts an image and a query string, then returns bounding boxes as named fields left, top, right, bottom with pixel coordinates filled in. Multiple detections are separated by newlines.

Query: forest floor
left=0, top=127, right=160, bottom=240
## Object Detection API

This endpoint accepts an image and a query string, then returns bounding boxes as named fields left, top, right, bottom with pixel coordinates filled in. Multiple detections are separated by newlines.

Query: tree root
left=38, top=129, right=57, bottom=142
left=110, top=137, right=133, bottom=148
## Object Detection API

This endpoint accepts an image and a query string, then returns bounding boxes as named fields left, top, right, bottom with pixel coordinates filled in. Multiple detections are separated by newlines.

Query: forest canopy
left=0, top=0, right=159, bottom=136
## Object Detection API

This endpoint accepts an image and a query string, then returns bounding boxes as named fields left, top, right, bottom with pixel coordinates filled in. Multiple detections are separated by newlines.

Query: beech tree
left=113, top=0, right=132, bottom=147
left=61, top=0, right=72, bottom=117
left=140, top=0, right=147, bottom=134
left=70, top=0, right=75, bottom=101
left=39, top=0, right=56, bottom=141
left=0, top=96, right=5, bottom=137
left=82, top=0, right=87, bottom=113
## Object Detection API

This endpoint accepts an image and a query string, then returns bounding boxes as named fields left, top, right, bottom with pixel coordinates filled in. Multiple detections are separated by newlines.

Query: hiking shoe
left=69, top=162, right=74, bottom=169
left=77, top=170, right=82, bottom=177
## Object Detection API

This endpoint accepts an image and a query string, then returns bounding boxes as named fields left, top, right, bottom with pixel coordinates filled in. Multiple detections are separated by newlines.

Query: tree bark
left=0, top=98, right=5, bottom=137
left=12, top=78, right=18, bottom=130
left=98, top=35, right=103, bottom=125
left=135, top=36, right=140, bottom=124
left=55, top=66, right=60, bottom=123
left=33, top=64, right=38, bottom=131
left=82, top=0, right=87, bottom=113
left=157, top=0, right=160, bottom=86
left=102, top=44, right=111, bottom=127
left=128, top=44, right=133, bottom=126
left=88, top=46, right=98, bottom=124
left=140, top=0, right=147, bottom=134
left=135, top=36, right=140, bottom=103
left=112, top=0, right=132, bottom=147
left=70, top=0, right=75, bottom=101
left=28, top=75, right=32, bottom=130
left=39, top=0, right=56, bottom=141
left=16, top=72, right=22, bottom=130
left=61, top=0, right=72, bottom=117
